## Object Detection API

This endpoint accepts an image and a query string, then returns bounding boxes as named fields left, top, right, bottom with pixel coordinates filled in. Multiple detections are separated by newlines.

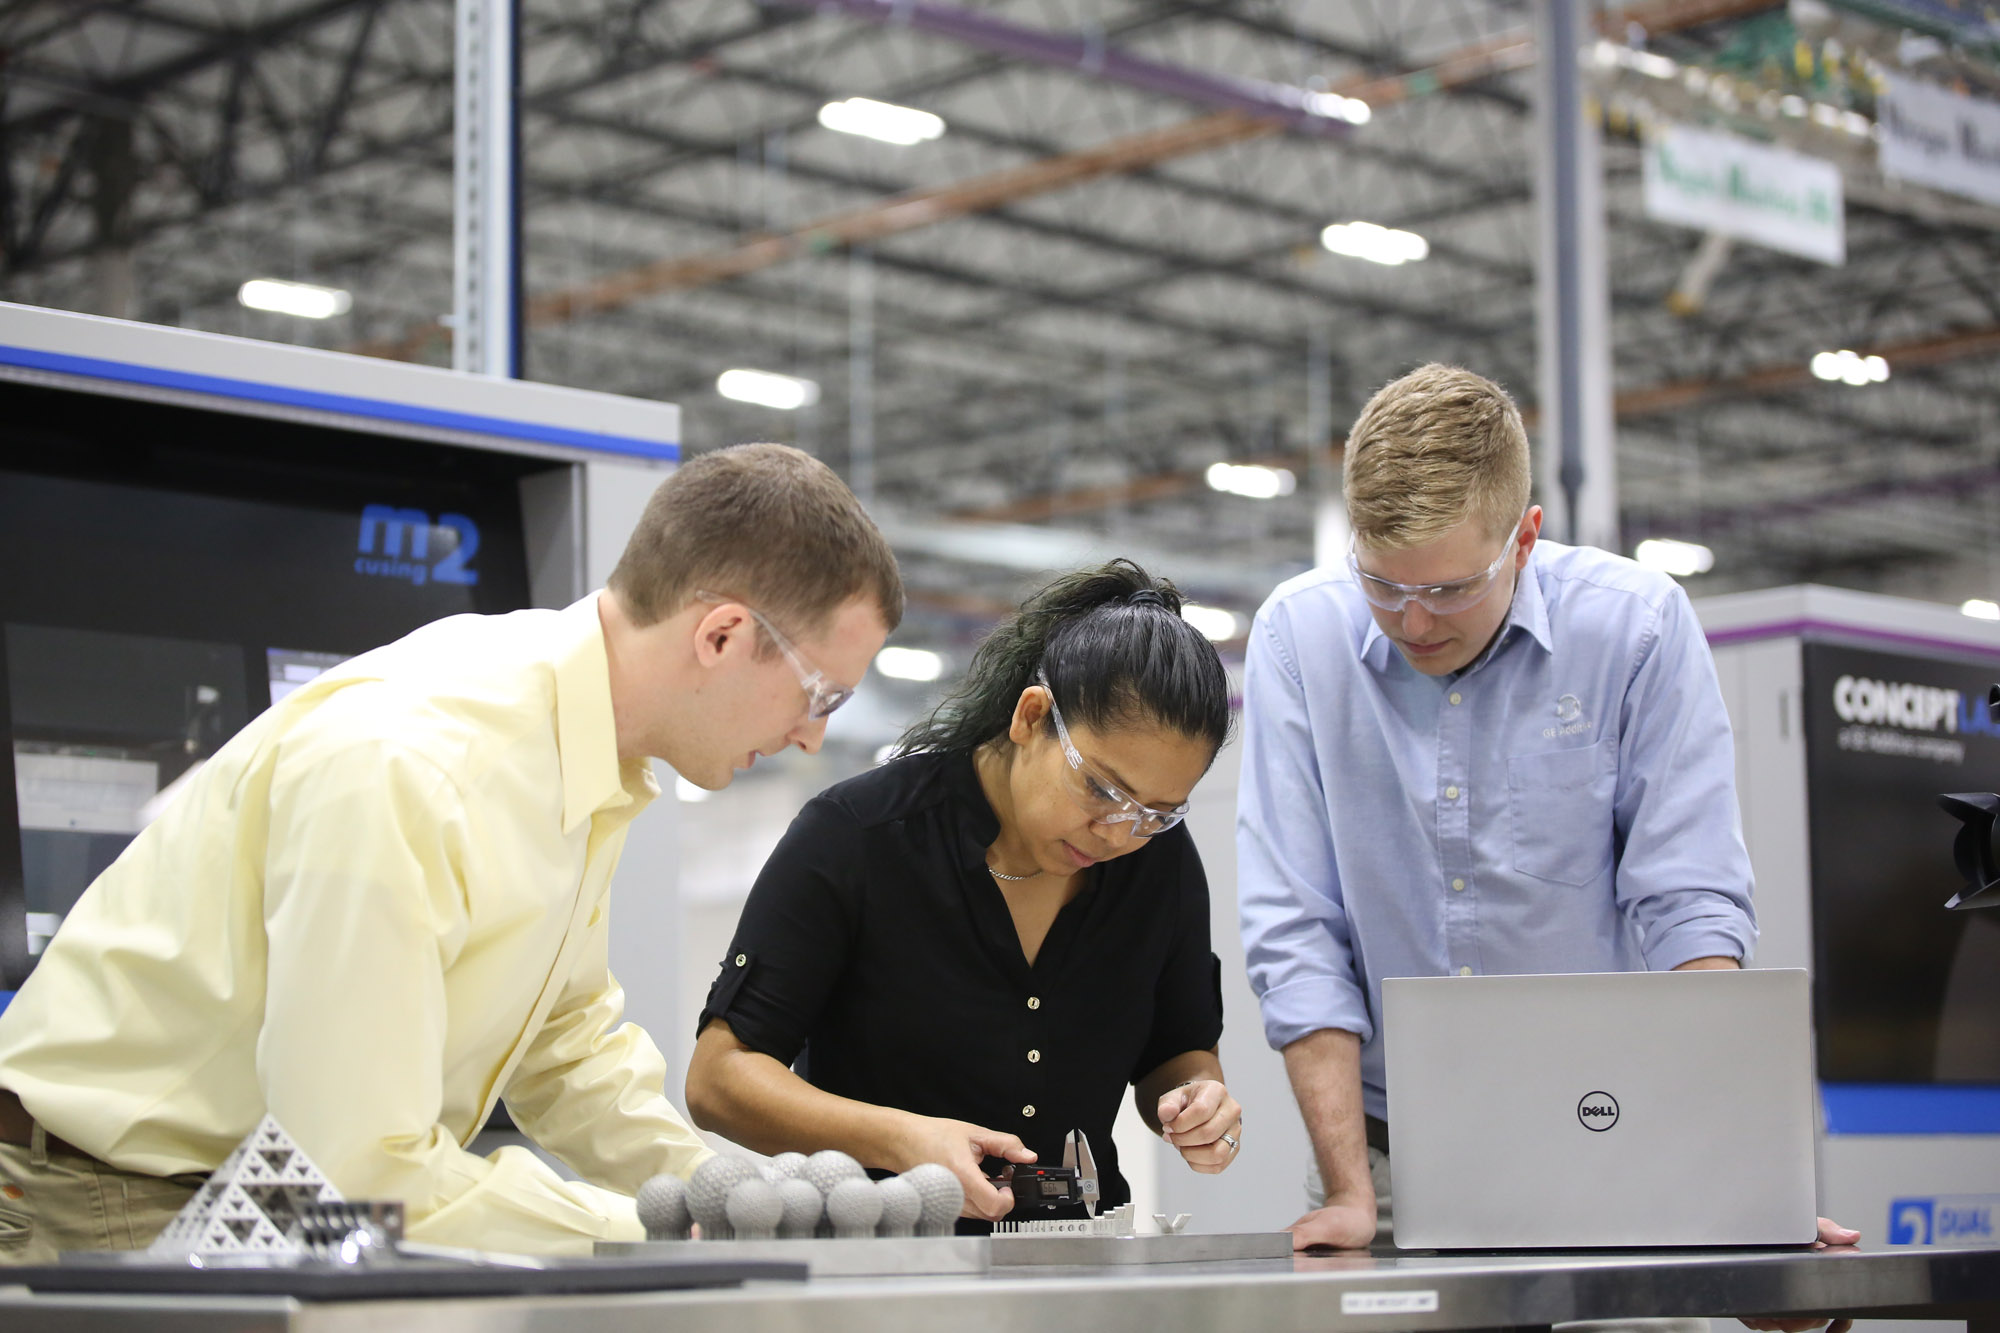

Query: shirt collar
left=1358, top=610, right=1396, bottom=673
left=555, top=592, right=654, bottom=834
left=1506, top=549, right=1555, bottom=656
left=1356, top=545, right=1555, bottom=674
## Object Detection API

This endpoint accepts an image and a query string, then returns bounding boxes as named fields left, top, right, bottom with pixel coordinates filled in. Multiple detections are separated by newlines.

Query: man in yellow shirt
left=0, top=443, right=902, bottom=1261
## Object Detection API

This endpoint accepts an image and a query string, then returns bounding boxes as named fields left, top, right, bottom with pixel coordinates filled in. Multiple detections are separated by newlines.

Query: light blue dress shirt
left=1236, top=539, right=1757, bottom=1120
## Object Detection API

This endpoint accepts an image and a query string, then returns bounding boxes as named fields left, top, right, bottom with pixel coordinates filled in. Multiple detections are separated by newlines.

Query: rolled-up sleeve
left=1132, top=830, right=1225, bottom=1082
left=259, top=738, right=644, bottom=1255
left=697, top=797, right=863, bottom=1065
left=1237, top=606, right=1373, bottom=1050
left=1610, top=589, right=1759, bottom=970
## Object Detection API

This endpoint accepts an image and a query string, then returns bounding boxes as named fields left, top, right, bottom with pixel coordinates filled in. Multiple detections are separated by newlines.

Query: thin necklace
left=987, top=862, right=1044, bottom=882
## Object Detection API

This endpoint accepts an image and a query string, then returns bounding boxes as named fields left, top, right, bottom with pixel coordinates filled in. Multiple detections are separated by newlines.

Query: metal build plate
left=597, top=1235, right=991, bottom=1277
left=987, top=1231, right=1294, bottom=1266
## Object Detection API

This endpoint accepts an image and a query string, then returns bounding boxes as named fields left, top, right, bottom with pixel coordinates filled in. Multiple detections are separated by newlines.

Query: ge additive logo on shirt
left=1544, top=693, right=1589, bottom=739
left=1577, top=1091, right=1619, bottom=1131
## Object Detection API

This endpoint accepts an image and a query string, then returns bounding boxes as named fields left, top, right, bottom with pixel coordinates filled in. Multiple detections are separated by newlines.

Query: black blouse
left=698, top=749, right=1224, bottom=1216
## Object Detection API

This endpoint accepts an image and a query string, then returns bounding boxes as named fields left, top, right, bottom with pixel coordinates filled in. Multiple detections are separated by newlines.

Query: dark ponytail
left=895, top=559, right=1232, bottom=759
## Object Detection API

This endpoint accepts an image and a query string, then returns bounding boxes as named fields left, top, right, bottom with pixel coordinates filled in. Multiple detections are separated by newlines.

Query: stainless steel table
left=3, top=1245, right=1997, bottom=1332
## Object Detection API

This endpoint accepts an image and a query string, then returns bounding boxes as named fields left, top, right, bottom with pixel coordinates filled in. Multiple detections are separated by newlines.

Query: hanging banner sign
left=1879, top=74, right=2000, bottom=209
left=1642, top=123, right=1845, bottom=266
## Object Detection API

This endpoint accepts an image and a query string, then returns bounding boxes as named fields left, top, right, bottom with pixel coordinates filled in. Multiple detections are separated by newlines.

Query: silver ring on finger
left=1222, top=1132, right=1239, bottom=1151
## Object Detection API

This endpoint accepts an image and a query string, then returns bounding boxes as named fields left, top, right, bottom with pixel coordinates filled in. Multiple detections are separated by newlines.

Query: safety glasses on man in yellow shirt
left=696, top=591, right=854, bottom=720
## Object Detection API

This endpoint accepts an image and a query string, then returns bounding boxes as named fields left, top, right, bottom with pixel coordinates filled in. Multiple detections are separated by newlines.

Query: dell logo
left=1577, top=1091, right=1620, bottom=1131
left=355, top=505, right=481, bottom=588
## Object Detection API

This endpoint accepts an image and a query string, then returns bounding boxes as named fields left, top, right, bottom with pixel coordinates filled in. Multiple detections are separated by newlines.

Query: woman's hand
left=1156, top=1079, right=1243, bottom=1174
left=895, top=1115, right=1037, bottom=1221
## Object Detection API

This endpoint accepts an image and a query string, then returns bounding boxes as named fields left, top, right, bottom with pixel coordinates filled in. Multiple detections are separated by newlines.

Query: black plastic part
left=990, top=1163, right=1085, bottom=1208
left=1939, top=791, right=2000, bottom=911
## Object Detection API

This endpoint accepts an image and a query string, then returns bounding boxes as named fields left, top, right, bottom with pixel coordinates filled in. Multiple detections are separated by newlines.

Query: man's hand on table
left=1156, top=1080, right=1244, bottom=1175
left=1288, top=1200, right=1377, bottom=1251
left=1738, top=1217, right=1862, bottom=1333
left=1807, top=1217, right=1861, bottom=1249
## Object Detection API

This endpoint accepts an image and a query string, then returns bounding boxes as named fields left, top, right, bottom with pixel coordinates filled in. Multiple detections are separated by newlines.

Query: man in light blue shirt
left=1237, top=364, right=1774, bottom=1252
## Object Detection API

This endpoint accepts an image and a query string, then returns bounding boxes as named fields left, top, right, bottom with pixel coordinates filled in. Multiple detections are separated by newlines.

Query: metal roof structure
left=6, top=0, right=1999, bottom=644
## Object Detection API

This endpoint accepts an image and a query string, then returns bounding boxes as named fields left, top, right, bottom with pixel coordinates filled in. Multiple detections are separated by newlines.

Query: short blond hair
left=1342, top=364, right=1531, bottom=549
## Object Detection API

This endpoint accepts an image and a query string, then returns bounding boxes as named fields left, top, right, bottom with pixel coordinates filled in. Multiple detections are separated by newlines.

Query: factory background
left=3, top=0, right=2000, bottom=1307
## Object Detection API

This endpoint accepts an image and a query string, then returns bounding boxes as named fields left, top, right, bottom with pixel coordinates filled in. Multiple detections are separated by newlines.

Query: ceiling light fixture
left=818, top=97, right=945, bottom=145
left=1962, top=599, right=2000, bottom=622
left=717, top=368, right=821, bottom=410
left=1181, top=604, right=1243, bottom=642
left=875, top=646, right=946, bottom=682
left=1206, top=461, right=1297, bottom=500
left=1628, top=50, right=1679, bottom=80
left=238, top=279, right=352, bottom=320
left=1320, top=220, right=1429, bottom=266
left=1301, top=91, right=1371, bottom=125
left=1809, top=350, right=1889, bottom=386
left=1592, top=40, right=1678, bottom=80
left=1634, top=538, right=1716, bottom=577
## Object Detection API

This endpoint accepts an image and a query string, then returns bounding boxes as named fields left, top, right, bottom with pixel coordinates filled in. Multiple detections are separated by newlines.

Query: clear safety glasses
left=696, top=592, right=854, bottom=721
left=1345, top=517, right=1526, bottom=616
left=1036, top=669, right=1189, bottom=837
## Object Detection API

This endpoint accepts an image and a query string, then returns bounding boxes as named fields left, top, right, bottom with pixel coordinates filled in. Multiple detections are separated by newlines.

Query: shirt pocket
left=1506, top=740, right=1615, bottom=887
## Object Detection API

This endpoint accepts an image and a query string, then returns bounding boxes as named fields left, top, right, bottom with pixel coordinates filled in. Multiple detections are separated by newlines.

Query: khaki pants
left=0, top=1126, right=202, bottom=1266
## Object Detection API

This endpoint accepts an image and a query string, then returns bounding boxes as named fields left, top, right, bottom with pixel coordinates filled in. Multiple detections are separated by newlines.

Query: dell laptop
left=1384, top=968, right=1818, bottom=1249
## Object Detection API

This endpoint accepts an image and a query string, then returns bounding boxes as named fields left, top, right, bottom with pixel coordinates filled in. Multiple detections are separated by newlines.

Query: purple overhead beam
left=760, top=0, right=1360, bottom=137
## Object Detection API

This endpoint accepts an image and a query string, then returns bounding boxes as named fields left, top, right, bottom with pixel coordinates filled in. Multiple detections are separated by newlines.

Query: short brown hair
left=1343, top=364, right=1531, bottom=549
left=608, top=443, right=904, bottom=639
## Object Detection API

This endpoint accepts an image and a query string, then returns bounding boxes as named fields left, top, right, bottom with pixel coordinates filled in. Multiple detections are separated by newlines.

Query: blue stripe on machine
left=0, top=344, right=679, bottom=462
left=1822, top=1084, right=2000, bottom=1135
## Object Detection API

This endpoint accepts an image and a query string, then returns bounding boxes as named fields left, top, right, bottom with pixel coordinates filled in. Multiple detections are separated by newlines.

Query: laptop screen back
left=1384, top=969, right=1817, bottom=1249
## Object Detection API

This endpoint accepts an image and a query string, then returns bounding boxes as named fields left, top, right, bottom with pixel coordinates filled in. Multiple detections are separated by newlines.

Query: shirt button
left=1445, top=785, right=1460, bottom=800
left=1027, top=1050, right=1041, bottom=1063
left=1027, top=997, right=1041, bottom=1010
left=1449, top=692, right=1463, bottom=706
left=1451, top=878, right=1465, bottom=892
left=1459, top=966, right=1473, bottom=977
left=734, top=954, right=747, bottom=967
left=1022, top=1105, right=1036, bottom=1118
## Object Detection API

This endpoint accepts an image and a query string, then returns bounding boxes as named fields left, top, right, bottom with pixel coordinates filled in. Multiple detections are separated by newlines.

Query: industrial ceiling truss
left=4, top=0, right=1998, bottom=620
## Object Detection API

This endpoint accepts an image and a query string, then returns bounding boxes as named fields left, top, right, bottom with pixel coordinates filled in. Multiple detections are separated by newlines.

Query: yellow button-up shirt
left=0, top=593, right=710, bottom=1253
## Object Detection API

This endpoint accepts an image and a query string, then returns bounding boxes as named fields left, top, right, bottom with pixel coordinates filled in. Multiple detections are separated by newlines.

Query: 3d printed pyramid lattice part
left=149, top=1115, right=343, bottom=1259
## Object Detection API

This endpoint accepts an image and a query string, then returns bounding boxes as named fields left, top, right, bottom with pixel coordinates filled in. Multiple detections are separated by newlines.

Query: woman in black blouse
left=686, top=559, right=1244, bottom=1223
